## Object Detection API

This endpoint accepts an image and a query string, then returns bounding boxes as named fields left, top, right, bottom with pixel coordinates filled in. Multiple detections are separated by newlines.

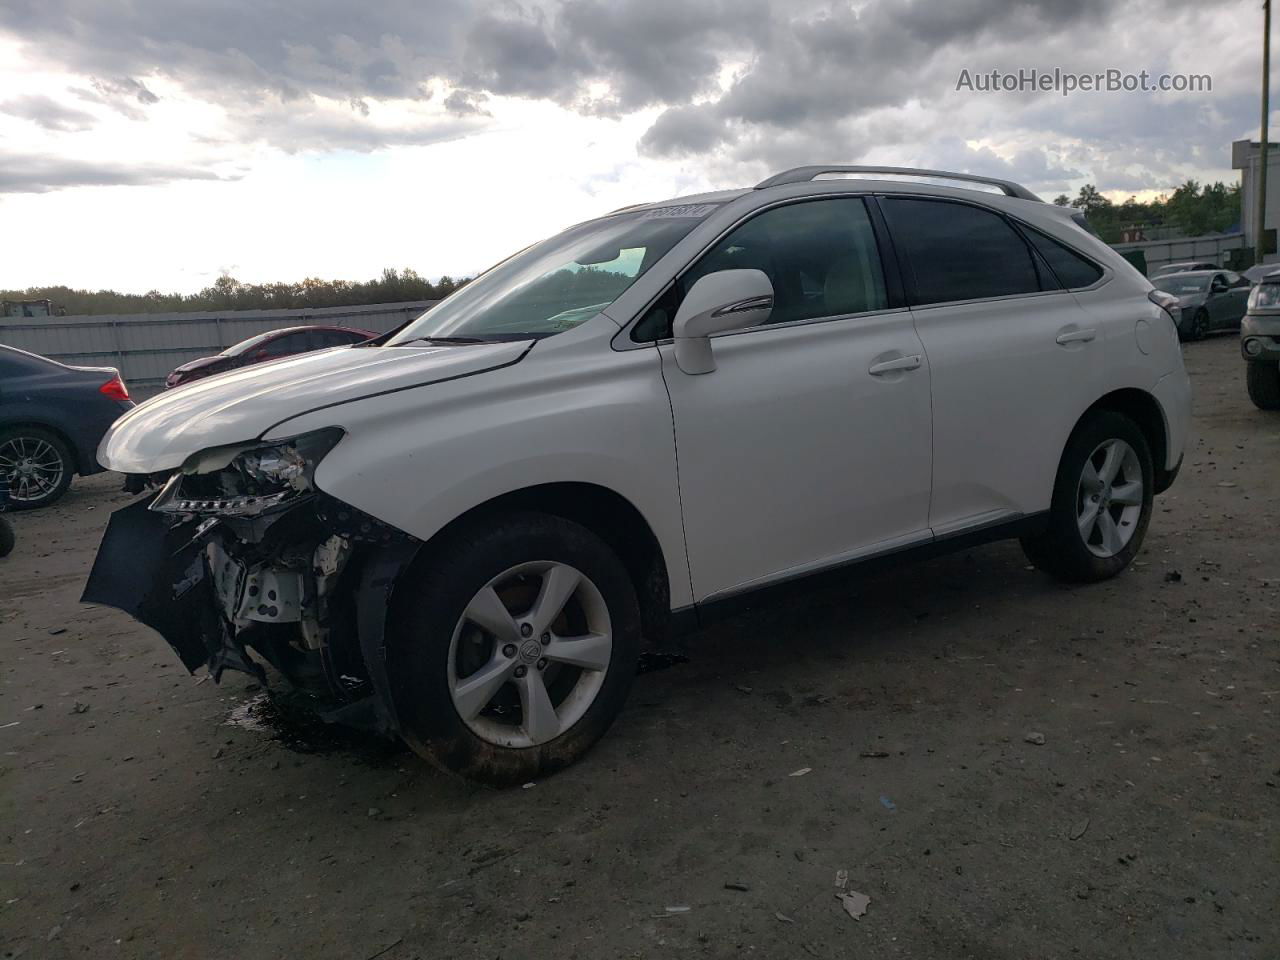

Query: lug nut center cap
left=519, top=640, right=542, bottom=663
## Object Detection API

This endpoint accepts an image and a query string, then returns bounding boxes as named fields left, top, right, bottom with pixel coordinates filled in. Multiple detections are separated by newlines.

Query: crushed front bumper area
left=81, top=491, right=419, bottom=736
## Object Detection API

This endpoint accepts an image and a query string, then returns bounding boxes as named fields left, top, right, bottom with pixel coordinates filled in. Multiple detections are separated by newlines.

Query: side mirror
left=672, top=269, right=774, bottom=375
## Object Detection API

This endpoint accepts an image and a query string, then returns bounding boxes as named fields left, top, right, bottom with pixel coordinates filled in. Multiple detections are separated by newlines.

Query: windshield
left=222, top=330, right=285, bottom=357
left=1153, top=275, right=1208, bottom=294
left=387, top=203, right=720, bottom=344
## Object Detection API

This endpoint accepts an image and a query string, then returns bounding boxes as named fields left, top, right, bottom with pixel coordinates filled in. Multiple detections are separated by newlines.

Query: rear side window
left=1022, top=227, right=1104, bottom=289
left=880, top=198, right=1039, bottom=305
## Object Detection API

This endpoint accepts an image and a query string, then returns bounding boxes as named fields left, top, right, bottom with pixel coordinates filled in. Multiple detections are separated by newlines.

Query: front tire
left=1246, top=360, right=1280, bottom=410
left=387, top=513, right=641, bottom=786
left=0, top=427, right=73, bottom=510
left=1021, top=411, right=1154, bottom=583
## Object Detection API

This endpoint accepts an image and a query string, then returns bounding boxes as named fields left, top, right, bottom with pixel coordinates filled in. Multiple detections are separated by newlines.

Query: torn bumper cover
left=80, top=428, right=418, bottom=736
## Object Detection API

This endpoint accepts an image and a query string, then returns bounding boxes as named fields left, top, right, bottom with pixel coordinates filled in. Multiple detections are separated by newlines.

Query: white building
left=1233, top=138, right=1280, bottom=261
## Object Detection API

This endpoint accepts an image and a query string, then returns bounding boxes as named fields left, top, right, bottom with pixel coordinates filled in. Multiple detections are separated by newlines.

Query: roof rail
left=755, top=165, right=1043, bottom=202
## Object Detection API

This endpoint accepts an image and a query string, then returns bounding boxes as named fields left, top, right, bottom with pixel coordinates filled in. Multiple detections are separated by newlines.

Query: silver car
left=1150, top=270, right=1252, bottom=341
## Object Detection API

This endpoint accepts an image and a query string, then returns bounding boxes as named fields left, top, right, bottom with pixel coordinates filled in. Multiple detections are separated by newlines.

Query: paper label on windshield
left=642, top=203, right=718, bottom=220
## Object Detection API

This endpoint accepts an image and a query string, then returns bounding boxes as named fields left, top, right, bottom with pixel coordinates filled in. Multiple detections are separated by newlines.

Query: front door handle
left=1055, top=328, right=1097, bottom=345
left=868, top=354, right=922, bottom=376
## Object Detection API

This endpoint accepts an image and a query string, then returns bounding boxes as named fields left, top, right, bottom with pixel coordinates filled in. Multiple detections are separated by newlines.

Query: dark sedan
left=165, top=325, right=379, bottom=389
left=0, top=344, right=134, bottom=509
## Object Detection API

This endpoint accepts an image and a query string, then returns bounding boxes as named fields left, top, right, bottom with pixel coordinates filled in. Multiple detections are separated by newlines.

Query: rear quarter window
left=1021, top=226, right=1104, bottom=289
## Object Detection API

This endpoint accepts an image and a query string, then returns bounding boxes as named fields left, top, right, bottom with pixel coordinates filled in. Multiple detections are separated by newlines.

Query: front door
left=655, top=197, right=934, bottom=603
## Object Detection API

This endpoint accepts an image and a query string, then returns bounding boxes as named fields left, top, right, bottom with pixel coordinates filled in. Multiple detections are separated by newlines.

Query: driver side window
left=632, top=197, right=888, bottom=342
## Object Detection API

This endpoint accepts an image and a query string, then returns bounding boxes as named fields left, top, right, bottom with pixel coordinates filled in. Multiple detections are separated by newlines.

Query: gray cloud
left=0, top=94, right=96, bottom=131
left=0, top=154, right=238, bottom=194
left=0, top=0, right=1258, bottom=194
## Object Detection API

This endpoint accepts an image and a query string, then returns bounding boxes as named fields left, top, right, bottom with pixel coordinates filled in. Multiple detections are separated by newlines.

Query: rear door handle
left=868, top=354, right=922, bottom=376
left=1055, top=328, right=1097, bottom=345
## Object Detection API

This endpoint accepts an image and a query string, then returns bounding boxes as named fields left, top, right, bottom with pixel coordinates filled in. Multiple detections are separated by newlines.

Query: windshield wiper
left=395, top=335, right=495, bottom=346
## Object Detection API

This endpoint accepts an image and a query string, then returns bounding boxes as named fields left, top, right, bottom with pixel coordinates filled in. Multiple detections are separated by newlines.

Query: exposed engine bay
left=81, top=428, right=418, bottom=734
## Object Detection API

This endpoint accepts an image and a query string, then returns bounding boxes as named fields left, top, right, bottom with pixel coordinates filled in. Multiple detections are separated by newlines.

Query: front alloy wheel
left=389, top=513, right=640, bottom=785
left=449, top=561, right=613, bottom=748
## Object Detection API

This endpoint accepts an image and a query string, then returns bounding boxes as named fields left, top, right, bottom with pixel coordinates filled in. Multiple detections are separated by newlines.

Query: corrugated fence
left=0, top=300, right=436, bottom=398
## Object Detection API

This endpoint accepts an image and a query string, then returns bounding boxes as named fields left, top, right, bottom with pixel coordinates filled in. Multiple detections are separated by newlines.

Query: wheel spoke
left=1096, top=510, right=1125, bottom=555
left=1080, top=459, right=1103, bottom=493
left=528, top=564, right=580, bottom=636
left=544, top=632, right=612, bottom=671
left=1110, top=481, right=1143, bottom=506
left=1077, top=499, right=1101, bottom=539
left=516, top=669, right=560, bottom=744
left=452, top=656, right=514, bottom=720
left=464, top=585, right=520, bottom=643
left=1097, top=442, right=1123, bottom=485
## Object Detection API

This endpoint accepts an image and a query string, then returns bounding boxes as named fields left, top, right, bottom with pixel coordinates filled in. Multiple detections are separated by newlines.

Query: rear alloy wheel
left=1246, top=360, right=1280, bottom=410
left=0, top=428, right=73, bottom=510
left=388, top=513, right=640, bottom=785
left=1181, top=309, right=1209, bottom=342
left=1021, top=411, right=1153, bottom=583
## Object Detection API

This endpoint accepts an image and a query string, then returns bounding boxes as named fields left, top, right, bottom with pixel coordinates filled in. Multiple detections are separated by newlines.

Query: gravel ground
left=2, top=335, right=1277, bottom=960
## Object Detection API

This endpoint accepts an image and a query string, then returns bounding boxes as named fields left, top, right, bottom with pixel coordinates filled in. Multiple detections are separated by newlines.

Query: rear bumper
left=1151, top=369, right=1191, bottom=478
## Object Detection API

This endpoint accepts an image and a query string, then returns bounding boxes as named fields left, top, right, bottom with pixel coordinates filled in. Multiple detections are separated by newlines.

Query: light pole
left=1258, top=0, right=1271, bottom=264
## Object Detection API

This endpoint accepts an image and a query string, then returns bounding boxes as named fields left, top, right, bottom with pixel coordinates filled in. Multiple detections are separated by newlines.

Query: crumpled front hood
left=99, top=341, right=531, bottom=473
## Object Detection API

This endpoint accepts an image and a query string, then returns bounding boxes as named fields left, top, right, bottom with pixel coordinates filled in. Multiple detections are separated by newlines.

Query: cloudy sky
left=0, top=0, right=1263, bottom=293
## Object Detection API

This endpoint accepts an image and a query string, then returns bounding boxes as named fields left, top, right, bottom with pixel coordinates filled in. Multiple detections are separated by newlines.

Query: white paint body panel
left=658, top=310, right=932, bottom=601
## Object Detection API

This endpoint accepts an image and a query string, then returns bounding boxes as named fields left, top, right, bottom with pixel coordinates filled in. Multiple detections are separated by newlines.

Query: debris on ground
left=835, top=869, right=848, bottom=889
left=664, top=905, right=691, bottom=914
left=789, top=767, right=812, bottom=777
left=859, top=750, right=890, bottom=758
left=1069, top=817, right=1090, bottom=840
left=775, top=911, right=794, bottom=923
left=879, top=795, right=897, bottom=811
left=1024, top=732, right=1046, bottom=746
left=367, top=807, right=382, bottom=818
left=724, top=881, right=749, bottom=892
left=836, top=890, right=871, bottom=921
left=1164, top=570, right=1183, bottom=583
left=71, top=701, right=89, bottom=714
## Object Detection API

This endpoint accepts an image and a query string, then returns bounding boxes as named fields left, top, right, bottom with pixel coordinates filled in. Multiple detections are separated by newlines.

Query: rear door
left=879, top=196, right=1105, bottom=534
left=655, top=196, right=934, bottom=602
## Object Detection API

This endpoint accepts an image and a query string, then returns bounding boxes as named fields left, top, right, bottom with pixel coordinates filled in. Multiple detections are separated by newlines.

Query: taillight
left=100, top=375, right=130, bottom=402
left=1148, top=289, right=1181, bottom=328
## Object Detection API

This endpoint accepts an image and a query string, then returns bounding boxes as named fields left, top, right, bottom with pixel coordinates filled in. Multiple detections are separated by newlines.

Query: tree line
left=1, top=268, right=470, bottom=317
left=1052, top=180, right=1242, bottom=244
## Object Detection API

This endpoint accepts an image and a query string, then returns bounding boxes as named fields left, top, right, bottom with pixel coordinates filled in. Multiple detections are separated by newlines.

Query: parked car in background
left=164, top=325, right=378, bottom=388
left=1151, top=270, right=1252, bottom=340
left=87, top=165, right=1190, bottom=785
left=1242, top=263, right=1280, bottom=284
left=0, top=344, right=134, bottom=509
left=1151, top=261, right=1219, bottom=278
left=1241, top=273, right=1280, bottom=410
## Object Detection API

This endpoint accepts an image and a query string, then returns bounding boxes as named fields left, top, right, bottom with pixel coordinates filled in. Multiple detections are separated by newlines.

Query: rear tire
left=1246, top=360, right=1280, bottom=410
left=0, top=517, right=13, bottom=558
left=0, top=427, right=73, bottom=510
left=387, top=512, right=641, bottom=786
left=1181, top=309, right=1209, bottom=342
left=1021, top=411, right=1154, bottom=583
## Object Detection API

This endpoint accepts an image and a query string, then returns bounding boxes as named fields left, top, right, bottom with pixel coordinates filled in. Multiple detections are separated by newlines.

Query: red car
left=165, top=325, right=379, bottom=389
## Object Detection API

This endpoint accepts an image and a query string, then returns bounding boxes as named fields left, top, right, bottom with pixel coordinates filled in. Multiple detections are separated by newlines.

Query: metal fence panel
left=0, top=301, right=435, bottom=398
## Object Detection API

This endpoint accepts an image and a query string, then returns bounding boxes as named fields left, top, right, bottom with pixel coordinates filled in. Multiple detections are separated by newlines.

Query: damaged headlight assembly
left=151, top=427, right=344, bottom=517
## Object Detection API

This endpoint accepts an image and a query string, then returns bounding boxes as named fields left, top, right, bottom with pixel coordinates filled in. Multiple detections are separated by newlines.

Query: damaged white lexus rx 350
left=85, top=166, right=1191, bottom=785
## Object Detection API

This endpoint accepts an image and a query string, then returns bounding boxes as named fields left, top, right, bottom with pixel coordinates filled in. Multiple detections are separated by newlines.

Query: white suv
left=86, top=166, right=1191, bottom=784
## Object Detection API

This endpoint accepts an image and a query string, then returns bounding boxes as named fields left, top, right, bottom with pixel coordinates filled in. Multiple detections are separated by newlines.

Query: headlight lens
left=1249, top=282, right=1280, bottom=311
left=151, top=428, right=343, bottom=516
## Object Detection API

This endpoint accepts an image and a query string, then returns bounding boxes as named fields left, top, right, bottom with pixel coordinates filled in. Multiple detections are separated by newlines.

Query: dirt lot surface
left=2, top=336, right=1277, bottom=960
